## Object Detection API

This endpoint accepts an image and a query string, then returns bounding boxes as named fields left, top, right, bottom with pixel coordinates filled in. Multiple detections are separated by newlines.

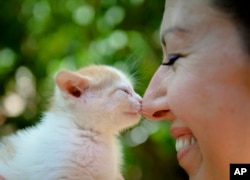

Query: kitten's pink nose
left=137, top=95, right=142, bottom=103
left=139, top=97, right=142, bottom=103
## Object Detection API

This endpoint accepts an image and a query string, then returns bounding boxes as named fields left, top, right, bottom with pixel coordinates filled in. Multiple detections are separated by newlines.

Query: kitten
left=0, top=65, right=142, bottom=180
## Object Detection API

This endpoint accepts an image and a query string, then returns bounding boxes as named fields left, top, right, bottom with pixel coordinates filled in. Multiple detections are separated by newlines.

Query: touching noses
left=137, top=94, right=143, bottom=112
left=142, top=67, right=173, bottom=121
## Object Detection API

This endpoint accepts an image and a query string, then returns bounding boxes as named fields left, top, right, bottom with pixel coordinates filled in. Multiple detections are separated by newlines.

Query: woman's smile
left=175, top=135, right=196, bottom=157
left=170, top=124, right=197, bottom=164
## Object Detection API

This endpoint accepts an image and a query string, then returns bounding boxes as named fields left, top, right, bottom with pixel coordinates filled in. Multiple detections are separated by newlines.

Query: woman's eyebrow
left=161, top=26, right=190, bottom=44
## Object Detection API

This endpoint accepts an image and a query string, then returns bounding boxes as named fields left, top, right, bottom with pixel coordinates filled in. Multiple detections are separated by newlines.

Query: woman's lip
left=177, top=142, right=197, bottom=162
left=170, top=126, right=193, bottom=138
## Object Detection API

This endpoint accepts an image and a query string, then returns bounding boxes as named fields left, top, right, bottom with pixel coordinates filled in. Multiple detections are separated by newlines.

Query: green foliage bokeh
left=0, top=0, right=188, bottom=179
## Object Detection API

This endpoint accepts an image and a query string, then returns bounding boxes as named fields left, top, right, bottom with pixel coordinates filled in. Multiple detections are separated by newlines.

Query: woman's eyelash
left=162, top=54, right=182, bottom=66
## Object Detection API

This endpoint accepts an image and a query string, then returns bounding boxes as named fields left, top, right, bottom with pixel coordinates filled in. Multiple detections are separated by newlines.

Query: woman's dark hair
left=211, top=0, right=250, bottom=53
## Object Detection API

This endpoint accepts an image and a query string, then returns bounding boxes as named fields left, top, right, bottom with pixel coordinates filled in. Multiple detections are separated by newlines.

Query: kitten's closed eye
left=119, top=88, right=131, bottom=95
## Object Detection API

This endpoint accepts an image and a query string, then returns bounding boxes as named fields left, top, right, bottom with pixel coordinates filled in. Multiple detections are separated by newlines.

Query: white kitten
left=0, top=65, right=142, bottom=180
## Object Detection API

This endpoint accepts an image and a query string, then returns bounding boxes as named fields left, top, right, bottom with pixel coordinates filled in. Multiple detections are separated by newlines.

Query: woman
left=142, top=0, right=250, bottom=179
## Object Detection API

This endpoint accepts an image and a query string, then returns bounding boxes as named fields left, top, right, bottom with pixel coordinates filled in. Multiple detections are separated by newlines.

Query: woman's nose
left=142, top=67, right=175, bottom=121
left=142, top=95, right=172, bottom=120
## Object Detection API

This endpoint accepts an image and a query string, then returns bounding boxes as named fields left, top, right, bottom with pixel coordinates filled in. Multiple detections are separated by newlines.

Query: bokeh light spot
left=73, top=5, right=95, bottom=26
left=33, top=0, right=51, bottom=21
left=3, top=93, right=26, bottom=117
left=108, top=30, right=128, bottom=50
left=104, top=6, right=125, bottom=27
left=0, top=48, right=16, bottom=68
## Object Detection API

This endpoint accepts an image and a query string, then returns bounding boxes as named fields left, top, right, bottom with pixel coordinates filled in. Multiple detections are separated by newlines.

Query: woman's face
left=142, top=0, right=250, bottom=179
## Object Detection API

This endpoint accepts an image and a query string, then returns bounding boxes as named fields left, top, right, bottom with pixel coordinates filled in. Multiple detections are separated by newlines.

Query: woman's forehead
left=161, top=0, right=228, bottom=37
left=163, top=0, right=210, bottom=26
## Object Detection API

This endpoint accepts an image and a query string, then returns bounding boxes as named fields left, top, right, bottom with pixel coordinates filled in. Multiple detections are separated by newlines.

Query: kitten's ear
left=55, top=70, right=90, bottom=98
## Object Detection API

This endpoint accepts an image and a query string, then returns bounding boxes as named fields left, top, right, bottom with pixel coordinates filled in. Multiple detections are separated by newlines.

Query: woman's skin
left=142, top=0, right=250, bottom=179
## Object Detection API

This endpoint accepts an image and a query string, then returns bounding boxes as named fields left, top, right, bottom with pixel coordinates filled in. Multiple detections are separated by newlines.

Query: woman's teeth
left=175, top=136, right=196, bottom=152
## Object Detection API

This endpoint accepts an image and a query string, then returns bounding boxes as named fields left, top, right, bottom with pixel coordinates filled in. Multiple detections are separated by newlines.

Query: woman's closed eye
left=162, top=54, right=182, bottom=66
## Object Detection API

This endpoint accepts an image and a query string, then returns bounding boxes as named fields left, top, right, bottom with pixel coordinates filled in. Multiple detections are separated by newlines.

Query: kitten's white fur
left=0, top=65, right=142, bottom=180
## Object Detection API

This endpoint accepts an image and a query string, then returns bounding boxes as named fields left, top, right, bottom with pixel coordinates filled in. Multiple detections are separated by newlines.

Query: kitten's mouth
left=124, top=111, right=140, bottom=116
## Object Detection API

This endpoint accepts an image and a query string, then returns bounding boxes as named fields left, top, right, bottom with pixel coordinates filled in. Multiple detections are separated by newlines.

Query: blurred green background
left=0, top=0, right=188, bottom=179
